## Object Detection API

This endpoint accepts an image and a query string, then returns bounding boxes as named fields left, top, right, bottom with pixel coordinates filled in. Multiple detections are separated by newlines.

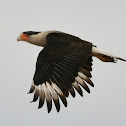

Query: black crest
left=23, top=31, right=40, bottom=36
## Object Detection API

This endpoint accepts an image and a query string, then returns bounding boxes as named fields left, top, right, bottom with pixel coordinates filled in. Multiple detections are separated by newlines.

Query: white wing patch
left=29, top=81, right=67, bottom=113
left=28, top=69, right=93, bottom=113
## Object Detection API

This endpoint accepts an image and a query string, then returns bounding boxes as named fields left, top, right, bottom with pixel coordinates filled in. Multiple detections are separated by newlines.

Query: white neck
left=27, top=31, right=54, bottom=47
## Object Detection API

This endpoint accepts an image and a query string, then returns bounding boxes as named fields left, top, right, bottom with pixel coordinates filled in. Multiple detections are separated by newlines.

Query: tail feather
left=92, top=46, right=126, bottom=62
left=116, top=57, right=126, bottom=62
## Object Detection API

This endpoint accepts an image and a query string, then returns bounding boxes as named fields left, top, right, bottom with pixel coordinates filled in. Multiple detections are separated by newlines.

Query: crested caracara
left=17, top=30, right=126, bottom=113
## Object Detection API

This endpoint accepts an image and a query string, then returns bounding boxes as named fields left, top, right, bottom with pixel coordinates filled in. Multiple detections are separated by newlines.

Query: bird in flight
left=17, top=30, right=126, bottom=113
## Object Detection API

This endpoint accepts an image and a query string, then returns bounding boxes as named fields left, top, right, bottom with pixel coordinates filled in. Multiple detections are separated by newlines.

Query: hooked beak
left=17, top=33, right=30, bottom=42
left=17, top=36, right=22, bottom=42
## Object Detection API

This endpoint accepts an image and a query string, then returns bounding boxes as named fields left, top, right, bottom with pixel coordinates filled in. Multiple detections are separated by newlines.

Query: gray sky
left=0, top=0, right=126, bottom=126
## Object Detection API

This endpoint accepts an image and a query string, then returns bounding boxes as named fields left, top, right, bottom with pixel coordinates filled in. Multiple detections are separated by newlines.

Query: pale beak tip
left=17, top=36, right=22, bottom=42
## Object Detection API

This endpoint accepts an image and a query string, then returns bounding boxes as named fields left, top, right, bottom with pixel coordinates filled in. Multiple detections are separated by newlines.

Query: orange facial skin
left=20, top=33, right=30, bottom=41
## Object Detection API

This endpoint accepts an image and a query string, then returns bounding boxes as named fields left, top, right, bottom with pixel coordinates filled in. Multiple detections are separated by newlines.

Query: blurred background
left=0, top=0, right=126, bottom=126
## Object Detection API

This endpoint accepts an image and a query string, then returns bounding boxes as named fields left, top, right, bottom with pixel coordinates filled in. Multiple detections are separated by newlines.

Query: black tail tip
left=117, top=57, right=126, bottom=62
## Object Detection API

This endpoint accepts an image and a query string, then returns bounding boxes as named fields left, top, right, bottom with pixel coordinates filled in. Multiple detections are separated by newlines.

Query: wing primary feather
left=31, top=85, right=39, bottom=102
left=28, top=82, right=35, bottom=94
left=38, top=84, right=45, bottom=109
left=69, top=87, right=76, bottom=97
left=52, top=82, right=67, bottom=107
left=55, top=65, right=75, bottom=82
left=55, top=63, right=75, bottom=78
left=51, top=74, right=69, bottom=97
left=58, top=62, right=77, bottom=75
left=53, top=71, right=71, bottom=89
left=82, top=63, right=92, bottom=71
left=80, top=68, right=92, bottom=78
left=46, top=82, right=60, bottom=112
left=51, top=75, right=64, bottom=93
left=55, top=67, right=72, bottom=80
left=44, top=82, right=52, bottom=113
left=75, top=76, right=90, bottom=93
left=78, top=72, right=94, bottom=87
left=72, top=81, right=83, bottom=96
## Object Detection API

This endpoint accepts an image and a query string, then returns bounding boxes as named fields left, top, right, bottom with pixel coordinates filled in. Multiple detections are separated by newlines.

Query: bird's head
left=17, top=31, right=40, bottom=42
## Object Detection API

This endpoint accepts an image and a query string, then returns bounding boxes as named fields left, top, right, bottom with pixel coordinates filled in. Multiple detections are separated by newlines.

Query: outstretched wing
left=28, top=32, right=93, bottom=113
